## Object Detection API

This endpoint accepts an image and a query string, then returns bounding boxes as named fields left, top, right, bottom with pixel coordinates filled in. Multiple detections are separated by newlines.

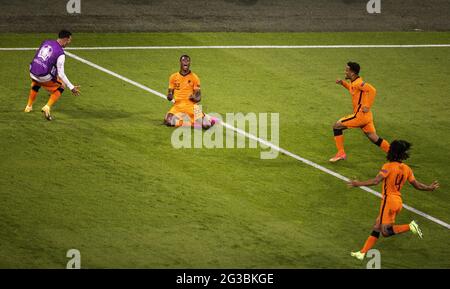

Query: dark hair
left=58, top=30, right=72, bottom=39
left=180, top=54, right=190, bottom=61
left=347, top=62, right=360, bottom=75
left=387, top=140, right=411, bottom=162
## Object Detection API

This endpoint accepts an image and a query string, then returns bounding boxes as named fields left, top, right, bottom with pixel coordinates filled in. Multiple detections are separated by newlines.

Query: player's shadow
left=61, top=108, right=132, bottom=120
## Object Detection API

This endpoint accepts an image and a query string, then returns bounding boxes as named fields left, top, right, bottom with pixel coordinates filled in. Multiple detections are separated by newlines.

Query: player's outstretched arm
left=348, top=174, right=384, bottom=188
left=336, top=79, right=350, bottom=91
left=410, top=180, right=439, bottom=191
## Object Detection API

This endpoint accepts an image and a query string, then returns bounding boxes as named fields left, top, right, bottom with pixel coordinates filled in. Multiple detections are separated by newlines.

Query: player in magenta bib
left=25, top=30, right=80, bottom=121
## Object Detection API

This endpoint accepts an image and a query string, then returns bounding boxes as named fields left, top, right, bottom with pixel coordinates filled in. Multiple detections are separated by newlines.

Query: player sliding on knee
left=330, top=62, right=390, bottom=162
left=347, top=140, right=439, bottom=260
left=163, top=55, right=217, bottom=129
left=25, top=30, right=80, bottom=121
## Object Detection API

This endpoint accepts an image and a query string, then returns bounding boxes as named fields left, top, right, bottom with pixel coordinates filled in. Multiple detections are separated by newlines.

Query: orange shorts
left=377, top=195, right=403, bottom=225
left=339, top=111, right=376, bottom=133
left=31, top=78, right=65, bottom=93
left=167, top=102, right=204, bottom=127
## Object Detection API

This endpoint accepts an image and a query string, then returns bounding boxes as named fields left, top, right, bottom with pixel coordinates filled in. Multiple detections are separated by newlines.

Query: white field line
left=1, top=44, right=450, bottom=51
left=62, top=51, right=449, bottom=230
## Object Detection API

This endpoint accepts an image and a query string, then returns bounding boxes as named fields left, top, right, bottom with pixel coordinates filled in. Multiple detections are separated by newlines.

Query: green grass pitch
left=0, top=32, right=449, bottom=268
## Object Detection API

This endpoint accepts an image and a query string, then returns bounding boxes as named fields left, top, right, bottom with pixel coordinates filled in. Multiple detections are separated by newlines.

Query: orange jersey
left=341, top=77, right=376, bottom=113
left=378, top=162, right=416, bottom=197
left=169, top=71, right=200, bottom=104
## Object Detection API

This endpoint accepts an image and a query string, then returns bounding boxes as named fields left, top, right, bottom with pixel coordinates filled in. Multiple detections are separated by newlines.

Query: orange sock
left=27, top=90, right=38, bottom=107
left=380, top=139, right=390, bottom=153
left=46, top=90, right=62, bottom=108
left=393, top=224, right=410, bottom=234
left=334, top=135, right=345, bottom=154
left=361, top=235, right=378, bottom=253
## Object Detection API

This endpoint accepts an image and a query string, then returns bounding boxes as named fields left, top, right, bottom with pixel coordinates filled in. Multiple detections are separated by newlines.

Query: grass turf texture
left=0, top=32, right=449, bottom=268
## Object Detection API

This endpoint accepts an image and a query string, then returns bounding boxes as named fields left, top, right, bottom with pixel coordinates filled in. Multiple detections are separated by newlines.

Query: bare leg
left=365, top=132, right=390, bottom=153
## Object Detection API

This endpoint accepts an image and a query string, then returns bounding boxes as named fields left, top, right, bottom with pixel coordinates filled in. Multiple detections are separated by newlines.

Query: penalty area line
left=65, top=51, right=450, bottom=230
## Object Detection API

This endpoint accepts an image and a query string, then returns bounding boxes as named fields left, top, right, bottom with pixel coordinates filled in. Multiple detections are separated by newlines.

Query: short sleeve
left=407, top=167, right=416, bottom=182
left=168, top=74, right=176, bottom=89
left=193, top=74, right=200, bottom=90
left=379, top=164, right=390, bottom=178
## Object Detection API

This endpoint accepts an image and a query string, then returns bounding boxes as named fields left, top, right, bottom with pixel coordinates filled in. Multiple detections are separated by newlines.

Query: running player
left=164, top=55, right=215, bottom=129
left=348, top=140, right=439, bottom=260
left=25, top=30, right=80, bottom=120
left=330, top=62, right=390, bottom=162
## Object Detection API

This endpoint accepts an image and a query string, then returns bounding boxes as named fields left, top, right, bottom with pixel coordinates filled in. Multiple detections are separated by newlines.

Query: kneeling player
left=164, top=55, right=216, bottom=129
